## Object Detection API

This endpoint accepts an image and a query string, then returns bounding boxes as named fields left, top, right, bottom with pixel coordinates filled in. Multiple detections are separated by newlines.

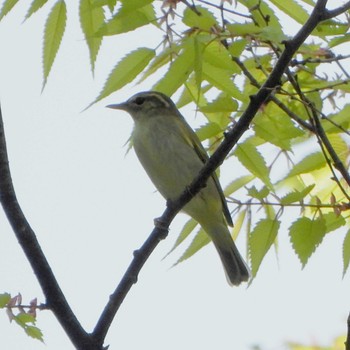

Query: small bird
left=107, top=91, right=250, bottom=285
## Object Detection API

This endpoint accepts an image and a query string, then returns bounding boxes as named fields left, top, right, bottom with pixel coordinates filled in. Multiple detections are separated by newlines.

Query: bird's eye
left=134, top=97, right=145, bottom=105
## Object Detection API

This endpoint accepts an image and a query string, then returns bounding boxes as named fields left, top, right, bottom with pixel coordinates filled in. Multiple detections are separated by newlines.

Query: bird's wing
left=179, top=119, right=233, bottom=227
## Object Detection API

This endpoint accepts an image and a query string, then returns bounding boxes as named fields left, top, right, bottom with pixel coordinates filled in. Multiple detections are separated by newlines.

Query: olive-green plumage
left=107, top=91, right=250, bottom=285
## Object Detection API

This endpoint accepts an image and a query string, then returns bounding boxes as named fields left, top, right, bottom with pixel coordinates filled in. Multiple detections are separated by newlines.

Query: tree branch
left=0, top=106, right=100, bottom=350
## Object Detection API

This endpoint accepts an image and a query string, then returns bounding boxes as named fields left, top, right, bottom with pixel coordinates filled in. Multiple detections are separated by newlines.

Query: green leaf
left=15, top=313, right=36, bottom=326
left=175, top=228, right=210, bottom=265
left=322, top=104, right=350, bottom=133
left=97, top=4, right=155, bottom=35
left=202, top=40, right=240, bottom=73
left=0, top=0, right=19, bottom=21
left=182, top=5, right=216, bottom=31
left=323, top=212, right=345, bottom=233
left=202, top=63, right=242, bottom=100
left=42, top=0, right=67, bottom=89
left=228, top=39, right=247, bottom=58
left=79, top=0, right=105, bottom=72
left=152, top=42, right=194, bottom=96
left=90, top=47, right=155, bottom=106
left=0, top=293, right=11, bottom=308
left=290, top=217, right=327, bottom=267
left=138, top=45, right=179, bottom=83
left=195, top=122, right=222, bottom=142
left=199, top=95, right=238, bottom=113
left=231, top=209, right=247, bottom=241
left=120, top=0, right=153, bottom=11
left=24, top=0, right=49, bottom=20
left=268, top=0, right=309, bottom=25
left=224, top=175, right=255, bottom=196
left=247, top=186, right=269, bottom=200
left=234, top=140, right=273, bottom=189
left=343, top=229, right=350, bottom=276
left=286, top=152, right=325, bottom=178
left=249, top=218, right=280, bottom=278
left=253, top=110, right=303, bottom=150
left=164, top=218, right=198, bottom=259
left=25, top=325, right=44, bottom=341
left=280, top=185, right=315, bottom=205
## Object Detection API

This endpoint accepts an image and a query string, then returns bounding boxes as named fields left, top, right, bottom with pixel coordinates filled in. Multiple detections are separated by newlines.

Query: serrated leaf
left=269, top=0, right=309, bottom=25
left=42, top=0, right=67, bottom=89
left=182, top=5, right=216, bottom=31
left=228, top=39, right=247, bottom=58
left=195, top=122, right=222, bottom=142
left=231, top=209, right=246, bottom=241
left=120, top=0, right=153, bottom=11
left=164, top=218, right=198, bottom=259
left=152, top=42, right=194, bottom=96
left=342, top=229, right=350, bottom=276
left=290, top=217, right=327, bottom=267
left=322, top=104, right=350, bottom=133
left=90, top=47, right=155, bottom=106
left=202, top=40, right=240, bottom=73
left=280, top=185, right=315, bottom=205
left=234, top=141, right=273, bottom=189
left=24, top=0, right=49, bottom=20
left=0, top=293, right=11, bottom=308
left=174, top=228, right=210, bottom=265
left=25, top=325, right=44, bottom=341
left=15, top=313, right=36, bottom=326
left=0, top=0, right=19, bottom=21
left=247, top=186, right=269, bottom=200
left=138, top=45, right=178, bottom=83
left=202, top=63, right=242, bottom=100
left=97, top=4, right=155, bottom=35
left=224, top=175, right=255, bottom=196
left=286, top=152, right=325, bottom=178
left=80, top=0, right=104, bottom=73
left=199, top=95, right=238, bottom=113
left=254, top=111, right=303, bottom=150
left=249, top=218, right=280, bottom=277
left=323, top=212, right=345, bottom=233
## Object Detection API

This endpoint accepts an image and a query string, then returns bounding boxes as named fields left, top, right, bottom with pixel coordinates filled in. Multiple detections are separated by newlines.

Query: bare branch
left=0, top=107, right=101, bottom=350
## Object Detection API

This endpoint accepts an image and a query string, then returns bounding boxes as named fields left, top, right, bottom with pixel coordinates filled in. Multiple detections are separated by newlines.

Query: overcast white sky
left=0, top=2, right=349, bottom=350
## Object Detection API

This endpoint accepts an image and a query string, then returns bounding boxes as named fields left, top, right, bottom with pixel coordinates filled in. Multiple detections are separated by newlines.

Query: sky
left=0, top=2, right=349, bottom=350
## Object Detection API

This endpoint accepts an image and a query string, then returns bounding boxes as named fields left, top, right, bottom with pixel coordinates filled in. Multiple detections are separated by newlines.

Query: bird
left=107, top=91, right=250, bottom=285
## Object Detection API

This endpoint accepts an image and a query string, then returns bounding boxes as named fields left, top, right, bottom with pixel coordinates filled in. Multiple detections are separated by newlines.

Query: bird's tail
left=207, top=223, right=250, bottom=286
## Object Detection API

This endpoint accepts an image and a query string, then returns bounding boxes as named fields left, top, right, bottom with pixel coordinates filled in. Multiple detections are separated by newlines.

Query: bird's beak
left=106, top=102, right=128, bottom=111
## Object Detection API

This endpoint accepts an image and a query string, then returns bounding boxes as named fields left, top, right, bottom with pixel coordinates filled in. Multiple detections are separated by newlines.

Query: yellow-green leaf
left=343, top=229, right=350, bottom=276
left=153, top=43, right=194, bottom=96
left=25, top=0, right=49, bottom=20
left=286, top=152, right=325, bottom=178
left=42, top=0, right=67, bottom=89
left=0, top=293, right=11, bottom=308
left=0, top=0, right=19, bottom=21
left=97, top=4, right=155, bottom=35
left=224, top=175, right=255, bottom=196
left=249, top=218, right=280, bottom=278
left=79, top=0, right=104, bottom=72
left=323, top=212, right=345, bottom=233
left=174, top=228, right=210, bottom=265
left=280, top=185, right=315, bottom=205
left=164, top=218, right=198, bottom=259
left=269, top=0, right=309, bottom=25
left=25, top=325, right=44, bottom=341
left=234, top=140, right=273, bottom=189
left=182, top=5, right=216, bottom=31
left=290, top=217, right=327, bottom=267
left=202, top=63, right=242, bottom=100
left=90, top=47, right=155, bottom=106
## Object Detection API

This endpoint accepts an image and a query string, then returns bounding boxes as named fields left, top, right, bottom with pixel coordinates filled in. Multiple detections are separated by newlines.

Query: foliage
left=1, top=0, right=350, bottom=282
left=0, top=293, right=44, bottom=341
